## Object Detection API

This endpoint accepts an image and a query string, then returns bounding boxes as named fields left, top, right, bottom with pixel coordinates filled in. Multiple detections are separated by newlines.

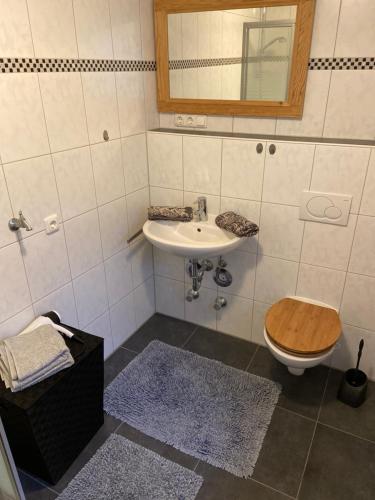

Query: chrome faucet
left=195, top=196, right=208, bottom=222
left=9, top=210, right=33, bottom=232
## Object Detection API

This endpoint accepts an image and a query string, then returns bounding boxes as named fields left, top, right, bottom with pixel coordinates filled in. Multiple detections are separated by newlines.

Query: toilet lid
left=265, top=298, right=342, bottom=355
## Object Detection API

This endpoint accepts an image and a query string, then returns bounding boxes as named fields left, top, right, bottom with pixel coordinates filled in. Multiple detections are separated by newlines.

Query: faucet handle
left=8, top=210, right=33, bottom=232
left=19, top=210, right=33, bottom=231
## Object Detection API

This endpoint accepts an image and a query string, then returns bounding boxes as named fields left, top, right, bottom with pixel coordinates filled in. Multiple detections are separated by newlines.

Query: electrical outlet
left=44, top=214, right=59, bottom=234
left=174, top=114, right=207, bottom=129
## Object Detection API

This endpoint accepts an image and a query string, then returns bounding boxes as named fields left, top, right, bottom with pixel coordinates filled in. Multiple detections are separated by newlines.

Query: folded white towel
left=0, top=324, right=74, bottom=392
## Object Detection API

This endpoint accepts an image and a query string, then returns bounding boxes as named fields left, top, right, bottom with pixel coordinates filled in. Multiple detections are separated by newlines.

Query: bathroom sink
left=143, top=214, right=245, bottom=258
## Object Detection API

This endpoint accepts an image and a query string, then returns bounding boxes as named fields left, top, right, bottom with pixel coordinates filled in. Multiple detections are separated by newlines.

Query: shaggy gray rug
left=104, top=341, right=281, bottom=477
left=57, top=433, right=203, bottom=500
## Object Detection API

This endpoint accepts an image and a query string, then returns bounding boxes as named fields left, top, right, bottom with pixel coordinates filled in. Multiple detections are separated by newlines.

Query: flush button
left=269, top=144, right=276, bottom=155
left=256, top=143, right=263, bottom=154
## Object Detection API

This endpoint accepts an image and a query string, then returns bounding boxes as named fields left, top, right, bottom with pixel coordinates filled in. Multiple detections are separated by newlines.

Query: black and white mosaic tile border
left=1, top=56, right=374, bottom=74
left=0, top=57, right=156, bottom=73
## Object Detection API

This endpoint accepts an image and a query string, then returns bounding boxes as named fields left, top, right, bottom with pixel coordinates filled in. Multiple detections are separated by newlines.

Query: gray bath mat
left=104, top=340, right=281, bottom=477
left=57, top=433, right=203, bottom=500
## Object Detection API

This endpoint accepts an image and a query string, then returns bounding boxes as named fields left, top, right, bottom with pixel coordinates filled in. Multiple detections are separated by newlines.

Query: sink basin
left=143, top=214, right=245, bottom=258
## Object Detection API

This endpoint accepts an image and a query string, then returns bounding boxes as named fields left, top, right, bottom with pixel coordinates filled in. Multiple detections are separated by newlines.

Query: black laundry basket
left=0, top=315, right=104, bottom=484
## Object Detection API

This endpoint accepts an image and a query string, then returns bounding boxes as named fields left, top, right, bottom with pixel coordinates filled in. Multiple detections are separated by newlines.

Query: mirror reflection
left=168, top=6, right=296, bottom=101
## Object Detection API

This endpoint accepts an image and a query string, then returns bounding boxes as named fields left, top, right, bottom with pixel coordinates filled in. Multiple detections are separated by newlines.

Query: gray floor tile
left=104, top=347, right=136, bottom=387
left=252, top=407, right=315, bottom=497
left=19, top=472, right=57, bottom=500
left=319, top=369, right=375, bottom=442
left=122, top=313, right=196, bottom=352
left=195, top=462, right=290, bottom=500
left=116, top=422, right=198, bottom=470
left=184, top=326, right=257, bottom=370
left=299, top=424, right=375, bottom=500
left=248, top=347, right=329, bottom=419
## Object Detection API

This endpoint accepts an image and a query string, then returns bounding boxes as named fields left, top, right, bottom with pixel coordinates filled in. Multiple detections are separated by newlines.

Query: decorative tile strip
left=0, top=57, right=156, bottom=74
left=309, top=57, right=375, bottom=70
left=169, top=56, right=375, bottom=71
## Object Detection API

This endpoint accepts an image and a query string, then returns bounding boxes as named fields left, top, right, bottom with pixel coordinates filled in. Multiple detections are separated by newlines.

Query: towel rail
left=127, top=228, right=143, bottom=244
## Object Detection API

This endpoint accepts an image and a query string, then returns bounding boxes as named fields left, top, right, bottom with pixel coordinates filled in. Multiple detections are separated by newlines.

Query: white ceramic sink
left=143, top=214, right=245, bottom=258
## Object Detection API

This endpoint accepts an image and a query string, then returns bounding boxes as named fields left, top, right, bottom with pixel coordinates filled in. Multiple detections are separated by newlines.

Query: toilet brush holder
left=337, top=368, right=368, bottom=408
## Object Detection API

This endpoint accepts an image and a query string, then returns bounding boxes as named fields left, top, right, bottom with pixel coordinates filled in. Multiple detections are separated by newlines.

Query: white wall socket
left=174, top=114, right=207, bottom=128
left=299, top=191, right=352, bottom=226
left=44, top=214, right=59, bottom=234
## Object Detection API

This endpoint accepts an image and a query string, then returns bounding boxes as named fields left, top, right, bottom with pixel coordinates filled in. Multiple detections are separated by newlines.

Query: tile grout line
left=181, top=325, right=200, bottom=348
left=275, top=404, right=316, bottom=424
left=250, top=477, right=296, bottom=499
left=318, top=421, right=375, bottom=447
left=245, top=345, right=259, bottom=371
left=295, top=368, right=331, bottom=499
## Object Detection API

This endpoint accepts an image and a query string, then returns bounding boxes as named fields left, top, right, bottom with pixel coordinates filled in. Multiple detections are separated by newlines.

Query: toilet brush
left=337, top=339, right=368, bottom=408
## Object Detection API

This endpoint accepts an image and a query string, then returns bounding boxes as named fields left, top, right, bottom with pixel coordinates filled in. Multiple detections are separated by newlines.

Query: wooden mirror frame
left=154, top=0, right=316, bottom=117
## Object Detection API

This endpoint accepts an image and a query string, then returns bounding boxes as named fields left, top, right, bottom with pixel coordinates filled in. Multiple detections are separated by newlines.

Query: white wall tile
left=109, top=0, right=142, bottom=60
left=341, top=273, right=375, bottom=331
left=39, top=72, right=89, bottom=152
left=73, top=263, right=108, bottom=327
left=148, top=133, right=183, bottom=190
left=143, top=69, right=160, bottom=130
left=86, top=311, right=114, bottom=359
left=122, top=134, right=149, bottom=194
left=154, top=247, right=185, bottom=281
left=262, top=142, right=315, bottom=206
left=116, top=72, right=146, bottom=137
left=205, top=116, right=233, bottom=133
left=0, top=243, right=31, bottom=323
left=296, top=264, right=346, bottom=310
left=217, top=294, right=252, bottom=341
left=73, top=0, right=113, bottom=59
left=259, top=203, right=304, bottom=261
left=310, top=0, right=341, bottom=58
left=53, top=146, right=96, bottom=220
left=349, top=216, right=375, bottom=277
left=126, top=186, right=149, bottom=237
left=81, top=72, right=120, bottom=144
left=0, top=307, right=34, bottom=341
left=91, top=140, right=125, bottom=206
left=324, top=71, right=375, bottom=140
left=255, top=255, right=298, bottom=304
left=335, top=0, right=375, bottom=58
left=140, top=0, right=155, bottom=60
left=311, top=145, right=370, bottom=213
left=155, top=276, right=184, bottom=320
left=224, top=250, right=256, bottom=299
left=0, top=167, right=17, bottom=249
left=332, top=324, right=375, bottom=381
left=360, top=151, right=375, bottom=216
left=301, top=215, right=357, bottom=271
left=105, top=248, right=132, bottom=306
left=0, top=74, right=49, bottom=163
left=251, top=301, right=268, bottom=346
left=233, top=117, right=276, bottom=135
left=275, top=71, right=331, bottom=137
left=110, top=292, right=136, bottom=349
left=64, top=210, right=102, bottom=278
left=98, top=197, right=128, bottom=259
left=28, top=0, right=78, bottom=58
left=221, top=139, right=265, bottom=201
left=4, top=155, right=61, bottom=234
left=33, top=282, right=78, bottom=328
left=22, top=229, right=71, bottom=301
left=183, top=136, right=222, bottom=195
left=220, top=197, right=260, bottom=254
left=0, top=0, right=34, bottom=57
left=129, top=237, right=153, bottom=288
left=133, top=276, right=155, bottom=328
left=150, top=187, right=183, bottom=206
left=185, top=285, right=217, bottom=329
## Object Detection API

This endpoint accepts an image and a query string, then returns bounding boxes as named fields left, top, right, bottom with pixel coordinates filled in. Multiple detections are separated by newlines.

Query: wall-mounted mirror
left=154, top=1, right=316, bottom=117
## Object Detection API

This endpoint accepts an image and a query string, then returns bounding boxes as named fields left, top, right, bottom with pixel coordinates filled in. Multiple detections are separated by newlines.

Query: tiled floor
left=19, top=314, right=375, bottom=500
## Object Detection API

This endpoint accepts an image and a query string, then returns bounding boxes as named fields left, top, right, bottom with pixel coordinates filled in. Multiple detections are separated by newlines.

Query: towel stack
left=148, top=206, right=193, bottom=222
left=215, top=211, right=259, bottom=237
left=0, top=324, right=74, bottom=392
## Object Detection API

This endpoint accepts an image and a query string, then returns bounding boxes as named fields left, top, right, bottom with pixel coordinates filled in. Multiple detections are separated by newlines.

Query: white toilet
left=263, top=296, right=342, bottom=376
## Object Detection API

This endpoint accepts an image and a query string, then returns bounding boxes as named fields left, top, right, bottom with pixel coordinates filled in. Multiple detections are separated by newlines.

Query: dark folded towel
left=215, top=211, right=259, bottom=237
left=148, top=206, right=193, bottom=222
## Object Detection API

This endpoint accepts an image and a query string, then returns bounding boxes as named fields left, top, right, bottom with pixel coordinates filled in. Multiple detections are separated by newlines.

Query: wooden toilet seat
left=265, top=298, right=342, bottom=356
